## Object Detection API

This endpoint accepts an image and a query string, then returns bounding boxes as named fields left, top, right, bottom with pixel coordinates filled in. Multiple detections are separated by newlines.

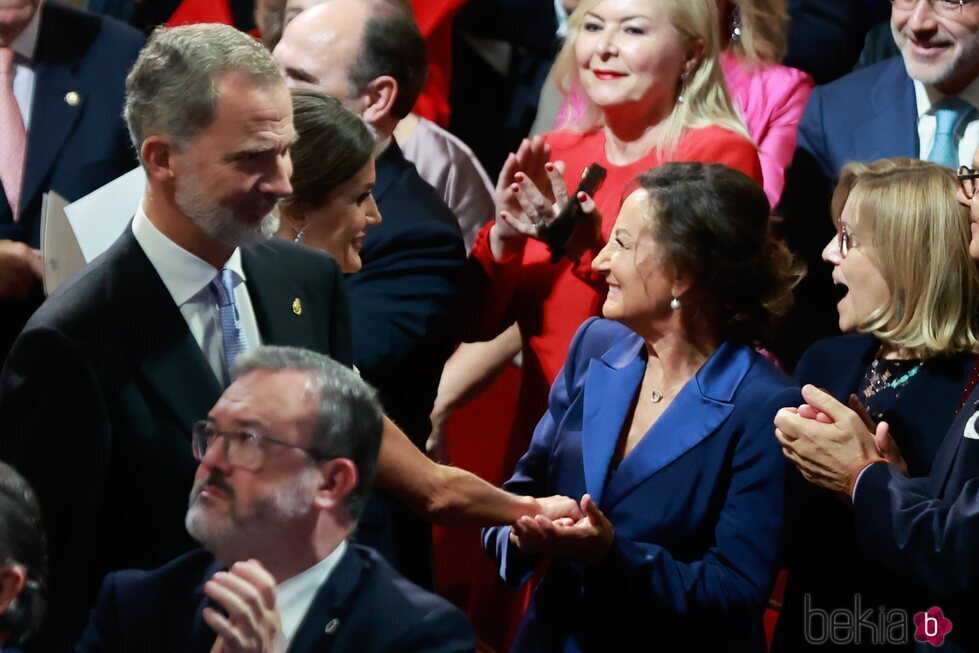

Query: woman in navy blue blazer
left=773, top=159, right=979, bottom=652
left=483, top=162, right=803, bottom=651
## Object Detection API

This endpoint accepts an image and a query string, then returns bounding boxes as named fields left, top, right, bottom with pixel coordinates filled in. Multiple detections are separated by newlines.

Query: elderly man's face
left=185, top=368, right=322, bottom=563
left=272, top=0, right=371, bottom=112
left=892, top=0, right=979, bottom=92
left=169, top=72, right=295, bottom=248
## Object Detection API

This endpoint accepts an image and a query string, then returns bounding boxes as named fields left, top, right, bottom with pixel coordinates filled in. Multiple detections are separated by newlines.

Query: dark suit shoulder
left=810, top=55, right=907, bottom=100
left=107, top=548, right=216, bottom=598
left=40, top=2, right=143, bottom=60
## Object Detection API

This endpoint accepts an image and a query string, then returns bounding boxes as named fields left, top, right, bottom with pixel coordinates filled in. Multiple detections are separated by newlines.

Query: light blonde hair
left=550, top=0, right=750, bottom=156
left=728, top=0, right=789, bottom=68
left=830, top=158, right=979, bottom=358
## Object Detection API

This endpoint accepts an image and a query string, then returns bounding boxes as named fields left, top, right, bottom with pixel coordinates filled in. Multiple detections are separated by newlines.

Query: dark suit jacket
left=347, top=140, right=464, bottom=589
left=483, top=318, right=800, bottom=652
left=0, top=228, right=352, bottom=652
left=774, top=56, right=917, bottom=368
left=773, top=334, right=973, bottom=652
left=76, top=545, right=475, bottom=653
left=0, top=2, right=142, bottom=359
left=852, top=380, right=979, bottom=652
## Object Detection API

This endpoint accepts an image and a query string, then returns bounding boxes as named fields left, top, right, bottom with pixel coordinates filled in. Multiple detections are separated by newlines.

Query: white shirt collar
left=276, top=540, right=348, bottom=645
left=11, top=3, right=43, bottom=62
left=130, top=202, right=247, bottom=308
left=913, top=75, right=979, bottom=119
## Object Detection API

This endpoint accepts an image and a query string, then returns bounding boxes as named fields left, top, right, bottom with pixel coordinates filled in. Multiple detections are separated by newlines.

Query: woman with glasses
left=773, top=157, right=979, bottom=652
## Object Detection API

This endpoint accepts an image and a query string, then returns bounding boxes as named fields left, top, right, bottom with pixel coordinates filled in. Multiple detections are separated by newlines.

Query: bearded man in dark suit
left=0, top=24, right=351, bottom=651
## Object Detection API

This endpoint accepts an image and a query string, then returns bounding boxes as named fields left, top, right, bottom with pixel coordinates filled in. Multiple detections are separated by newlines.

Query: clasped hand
left=510, top=494, right=614, bottom=563
left=774, top=385, right=908, bottom=496
left=205, top=559, right=283, bottom=653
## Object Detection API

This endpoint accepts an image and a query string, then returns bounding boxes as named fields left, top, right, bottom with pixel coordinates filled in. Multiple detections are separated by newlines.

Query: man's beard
left=185, top=469, right=315, bottom=564
left=175, top=176, right=280, bottom=249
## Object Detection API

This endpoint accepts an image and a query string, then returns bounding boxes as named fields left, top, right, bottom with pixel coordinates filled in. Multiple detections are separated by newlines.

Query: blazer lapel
left=20, top=4, right=86, bottom=217
left=109, top=230, right=222, bottom=436
left=602, top=342, right=751, bottom=508
left=287, top=545, right=364, bottom=653
left=581, top=338, right=645, bottom=505
left=928, top=386, right=979, bottom=495
left=858, top=58, right=918, bottom=161
left=242, top=244, right=319, bottom=349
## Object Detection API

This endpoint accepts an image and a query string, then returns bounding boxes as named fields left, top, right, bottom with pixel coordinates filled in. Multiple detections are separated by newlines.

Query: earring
left=677, top=72, right=689, bottom=104
left=294, top=227, right=307, bottom=243
left=670, top=296, right=681, bottom=311
left=730, top=4, right=742, bottom=44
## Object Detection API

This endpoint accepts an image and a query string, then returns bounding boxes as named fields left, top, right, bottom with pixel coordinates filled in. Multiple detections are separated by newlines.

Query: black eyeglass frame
left=959, top=166, right=979, bottom=200
left=889, top=0, right=978, bottom=11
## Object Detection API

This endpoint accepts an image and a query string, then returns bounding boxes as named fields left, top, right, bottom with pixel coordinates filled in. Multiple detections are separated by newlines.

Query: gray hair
left=124, top=24, right=284, bottom=156
left=232, top=346, right=383, bottom=520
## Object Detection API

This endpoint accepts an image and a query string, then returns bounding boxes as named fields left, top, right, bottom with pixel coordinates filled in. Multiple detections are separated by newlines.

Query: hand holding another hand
left=206, top=560, right=283, bottom=653
left=510, top=494, right=613, bottom=563
left=0, top=239, right=42, bottom=300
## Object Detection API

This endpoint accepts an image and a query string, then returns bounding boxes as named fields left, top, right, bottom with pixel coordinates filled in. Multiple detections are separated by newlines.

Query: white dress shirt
left=276, top=540, right=348, bottom=649
left=9, top=3, right=41, bottom=129
left=131, top=204, right=262, bottom=383
left=914, top=76, right=979, bottom=167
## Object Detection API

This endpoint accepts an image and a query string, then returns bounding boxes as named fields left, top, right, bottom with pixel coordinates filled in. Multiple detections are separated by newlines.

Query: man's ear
left=0, top=564, right=27, bottom=616
left=141, top=135, right=178, bottom=184
left=359, top=75, right=398, bottom=126
left=313, top=458, right=358, bottom=512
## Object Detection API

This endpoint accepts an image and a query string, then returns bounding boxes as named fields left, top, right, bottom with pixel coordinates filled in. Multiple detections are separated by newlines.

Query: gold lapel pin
left=292, top=297, right=303, bottom=316
left=64, top=91, right=80, bottom=107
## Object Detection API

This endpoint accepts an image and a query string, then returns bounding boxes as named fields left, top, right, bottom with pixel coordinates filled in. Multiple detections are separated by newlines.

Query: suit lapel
left=928, top=386, right=979, bottom=495
left=370, top=141, right=401, bottom=207
left=601, top=342, right=751, bottom=508
left=242, top=243, right=318, bottom=349
left=858, top=58, right=918, bottom=161
left=287, top=545, right=364, bottom=653
left=21, top=4, right=87, bottom=217
left=109, top=229, right=222, bottom=436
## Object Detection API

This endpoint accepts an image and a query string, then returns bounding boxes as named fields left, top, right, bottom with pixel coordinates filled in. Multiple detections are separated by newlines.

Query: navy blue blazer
left=853, top=378, right=979, bottom=652
left=347, top=140, right=465, bottom=590
left=483, top=318, right=800, bottom=652
left=774, top=56, right=918, bottom=367
left=0, top=2, right=142, bottom=244
left=75, top=545, right=476, bottom=653
left=773, top=334, right=973, bottom=652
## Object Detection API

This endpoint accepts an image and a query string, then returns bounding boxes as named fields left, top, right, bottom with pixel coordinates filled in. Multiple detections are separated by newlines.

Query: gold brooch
left=292, top=298, right=303, bottom=316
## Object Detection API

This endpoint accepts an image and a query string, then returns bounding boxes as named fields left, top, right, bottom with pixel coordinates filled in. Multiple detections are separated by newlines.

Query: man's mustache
left=191, top=472, right=235, bottom=502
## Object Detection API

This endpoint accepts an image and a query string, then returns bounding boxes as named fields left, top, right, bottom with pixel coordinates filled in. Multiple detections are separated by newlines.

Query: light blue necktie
left=210, top=268, right=248, bottom=385
left=928, top=97, right=977, bottom=169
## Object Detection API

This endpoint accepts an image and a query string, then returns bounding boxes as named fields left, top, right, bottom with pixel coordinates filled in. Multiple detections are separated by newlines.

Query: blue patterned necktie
left=928, top=97, right=977, bottom=169
left=210, top=268, right=248, bottom=385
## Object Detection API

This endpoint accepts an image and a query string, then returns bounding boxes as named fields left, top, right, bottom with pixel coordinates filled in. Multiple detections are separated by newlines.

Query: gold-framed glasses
left=191, top=421, right=327, bottom=470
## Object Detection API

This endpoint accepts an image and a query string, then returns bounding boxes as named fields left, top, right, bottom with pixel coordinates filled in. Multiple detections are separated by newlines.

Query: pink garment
left=554, top=53, right=813, bottom=207
left=719, top=50, right=813, bottom=207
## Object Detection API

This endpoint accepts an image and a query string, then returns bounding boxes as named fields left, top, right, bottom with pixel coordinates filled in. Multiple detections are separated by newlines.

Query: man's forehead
left=214, top=369, right=318, bottom=424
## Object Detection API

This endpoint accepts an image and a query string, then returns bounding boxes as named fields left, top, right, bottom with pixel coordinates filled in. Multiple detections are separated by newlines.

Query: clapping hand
left=510, top=494, right=614, bottom=563
left=205, top=560, right=283, bottom=653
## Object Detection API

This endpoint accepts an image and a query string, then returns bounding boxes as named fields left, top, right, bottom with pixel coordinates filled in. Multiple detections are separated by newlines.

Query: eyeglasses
left=890, top=0, right=978, bottom=16
left=837, top=222, right=860, bottom=258
left=959, top=165, right=978, bottom=200
left=191, top=421, right=326, bottom=471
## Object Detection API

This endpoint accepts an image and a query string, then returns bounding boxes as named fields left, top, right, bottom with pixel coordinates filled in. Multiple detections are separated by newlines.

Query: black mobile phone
left=539, top=163, right=607, bottom=263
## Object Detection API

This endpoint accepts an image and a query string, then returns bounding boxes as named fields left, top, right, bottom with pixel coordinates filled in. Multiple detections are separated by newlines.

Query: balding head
left=273, top=0, right=425, bottom=138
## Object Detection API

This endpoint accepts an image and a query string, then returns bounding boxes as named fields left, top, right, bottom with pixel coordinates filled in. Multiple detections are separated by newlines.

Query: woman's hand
left=509, top=493, right=614, bottom=563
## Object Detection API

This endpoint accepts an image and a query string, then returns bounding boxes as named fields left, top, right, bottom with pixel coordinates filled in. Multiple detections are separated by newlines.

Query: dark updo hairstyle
left=637, top=162, right=804, bottom=343
left=282, top=88, right=375, bottom=211
left=0, top=462, right=47, bottom=646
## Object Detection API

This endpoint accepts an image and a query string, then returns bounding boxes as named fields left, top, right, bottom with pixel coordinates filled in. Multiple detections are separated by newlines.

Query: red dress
left=468, top=125, right=764, bottom=466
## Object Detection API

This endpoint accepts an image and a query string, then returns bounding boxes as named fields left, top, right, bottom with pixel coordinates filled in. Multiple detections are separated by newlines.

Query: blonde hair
left=831, top=158, right=979, bottom=358
left=729, top=0, right=789, bottom=68
left=550, top=0, right=749, bottom=156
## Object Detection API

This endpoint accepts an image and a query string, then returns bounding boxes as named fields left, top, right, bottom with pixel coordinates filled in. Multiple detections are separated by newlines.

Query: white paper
left=40, top=190, right=85, bottom=295
left=65, top=167, right=146, bottom=262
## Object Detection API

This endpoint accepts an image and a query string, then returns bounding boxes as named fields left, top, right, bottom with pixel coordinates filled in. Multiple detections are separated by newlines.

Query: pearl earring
left=677, top=72, right=689, bottom=104
left=670, top=296, right=681, bottom=310
left=294, top=227, right=307, bottom=243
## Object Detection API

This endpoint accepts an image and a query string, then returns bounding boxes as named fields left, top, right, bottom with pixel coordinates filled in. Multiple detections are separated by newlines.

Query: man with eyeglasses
left=775, top=147, right=979, bottom=652
left=76, top=346, right=475, bottom=652
left=775, top=0, right=979, bottom=368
